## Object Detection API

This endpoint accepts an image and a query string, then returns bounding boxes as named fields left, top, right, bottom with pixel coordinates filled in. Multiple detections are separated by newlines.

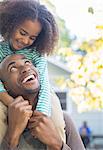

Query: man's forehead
left=1, top=54, right=26, bottom=69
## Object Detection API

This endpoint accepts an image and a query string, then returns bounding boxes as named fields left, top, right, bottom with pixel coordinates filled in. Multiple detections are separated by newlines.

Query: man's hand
left=6, top=96, right=33, bottom=148
left=28, top=111, right=63, bottom=150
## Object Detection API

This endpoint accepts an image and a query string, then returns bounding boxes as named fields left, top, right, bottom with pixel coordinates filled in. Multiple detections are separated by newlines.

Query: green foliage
left=41, top=0, right=72, bottom=48
left=57, top=17, right=71, bottom=48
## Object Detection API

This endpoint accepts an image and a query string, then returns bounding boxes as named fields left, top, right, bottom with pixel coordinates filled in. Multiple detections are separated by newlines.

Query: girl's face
left=10, top=19, right=42, bottom=50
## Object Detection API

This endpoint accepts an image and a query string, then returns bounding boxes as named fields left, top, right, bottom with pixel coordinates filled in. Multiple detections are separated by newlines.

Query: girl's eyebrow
left=20, top=28, right=39, bottom=37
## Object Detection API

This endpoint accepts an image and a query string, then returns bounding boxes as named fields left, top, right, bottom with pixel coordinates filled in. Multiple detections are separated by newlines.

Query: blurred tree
left=40, top=0, right=72, bottom=48
left=57, top=17, right=71, bottom=47
left=88, top=7, right=94, bottom=14
left=80, top=38, right=103, bottom=53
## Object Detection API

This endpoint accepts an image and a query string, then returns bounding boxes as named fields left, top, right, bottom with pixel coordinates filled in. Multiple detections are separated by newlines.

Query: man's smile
left=22, top=74, right=37, bottom=84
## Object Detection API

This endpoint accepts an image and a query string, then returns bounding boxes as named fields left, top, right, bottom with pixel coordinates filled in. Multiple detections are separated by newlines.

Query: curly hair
left=0, top=0, right=59, bottom=55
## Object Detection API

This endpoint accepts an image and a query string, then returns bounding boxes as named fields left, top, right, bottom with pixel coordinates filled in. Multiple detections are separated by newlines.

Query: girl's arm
left=0, top=81, right=13, bottom=106
left=0, top=42, right=14, bottom=106
left=32, top=50, right=51, bottom=116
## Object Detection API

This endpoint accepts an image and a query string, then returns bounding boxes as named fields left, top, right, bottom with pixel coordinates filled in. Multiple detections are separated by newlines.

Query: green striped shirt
left=0, top=41, right=51, bottom=116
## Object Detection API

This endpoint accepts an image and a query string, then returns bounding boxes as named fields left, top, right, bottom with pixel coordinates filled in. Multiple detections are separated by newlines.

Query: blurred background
left=40, top=0, right=103, bottom=149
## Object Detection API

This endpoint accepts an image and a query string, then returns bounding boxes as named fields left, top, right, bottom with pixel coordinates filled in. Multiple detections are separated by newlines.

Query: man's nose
left=21, top=66, right=31, bottom=74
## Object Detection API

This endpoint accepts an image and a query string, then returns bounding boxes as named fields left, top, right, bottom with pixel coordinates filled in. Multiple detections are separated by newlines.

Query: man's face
left=0, top=54, right=40, bottom=97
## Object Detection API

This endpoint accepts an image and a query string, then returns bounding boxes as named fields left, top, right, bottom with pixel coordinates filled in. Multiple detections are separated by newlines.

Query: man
left=79, top=121, right=91, bottom=148
left=0, top=54, right=85, bottom=150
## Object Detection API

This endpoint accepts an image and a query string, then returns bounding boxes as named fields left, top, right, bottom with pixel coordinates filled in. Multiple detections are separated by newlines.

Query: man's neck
left=23, top=93, right=38, bottom=110
left=9, top=89, right=39, bottom=109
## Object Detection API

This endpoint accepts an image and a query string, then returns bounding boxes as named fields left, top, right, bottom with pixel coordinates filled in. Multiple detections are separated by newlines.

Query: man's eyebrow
left=7, top=61, right=15, bottom=70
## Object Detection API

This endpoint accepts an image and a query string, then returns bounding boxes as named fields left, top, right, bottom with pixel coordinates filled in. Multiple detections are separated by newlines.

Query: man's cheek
left=10, top=75, right=17, bottom=81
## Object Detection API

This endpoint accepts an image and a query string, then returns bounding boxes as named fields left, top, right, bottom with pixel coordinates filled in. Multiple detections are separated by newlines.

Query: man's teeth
left=22, top=75, right=35, bottom=83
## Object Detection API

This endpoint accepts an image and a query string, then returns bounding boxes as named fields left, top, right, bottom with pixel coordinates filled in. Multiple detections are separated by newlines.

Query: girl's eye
left=30, top=37, right=36, bottom=41
left=20, top=31, right=26, bottom=36
left=10, top=67, right=17, bottom=72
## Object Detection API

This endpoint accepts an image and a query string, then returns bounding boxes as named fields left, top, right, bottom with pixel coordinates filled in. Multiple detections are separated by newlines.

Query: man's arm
left=63, top=112, right=85, bottom=150
left=28, top=110, right=85, bottom=150
left=0, top=138, right=19, bottom=150
left=28, top=111, right=71, bottom=150
left=28, top=111, right=63, bottom=150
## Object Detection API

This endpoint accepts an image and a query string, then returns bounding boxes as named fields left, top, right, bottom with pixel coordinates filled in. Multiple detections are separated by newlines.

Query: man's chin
left=24, top=86, right=40, bottom=94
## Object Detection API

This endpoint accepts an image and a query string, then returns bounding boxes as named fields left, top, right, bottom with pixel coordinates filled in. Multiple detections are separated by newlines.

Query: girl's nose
left=22, top=37, right=30, bottom=45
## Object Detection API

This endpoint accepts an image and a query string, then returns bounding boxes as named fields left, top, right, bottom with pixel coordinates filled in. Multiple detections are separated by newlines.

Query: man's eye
left=25, top=60, right=31, bottom=64
left=10, top=67, right=17, bottom=72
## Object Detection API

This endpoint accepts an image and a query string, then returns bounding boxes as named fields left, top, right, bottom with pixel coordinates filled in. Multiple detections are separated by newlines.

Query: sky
left=51, top=0, right=103, bottom=40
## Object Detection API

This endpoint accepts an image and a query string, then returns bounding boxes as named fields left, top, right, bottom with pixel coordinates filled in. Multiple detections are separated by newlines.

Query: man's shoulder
left=0, top=101, right=7, bottom=125
left=63, top=112, right=72, bottom=122
left=0, top=101, right=7, bottom=113
left=0, top=102, right=7, bottom=144
left=63, top=111, right=78, bottom=135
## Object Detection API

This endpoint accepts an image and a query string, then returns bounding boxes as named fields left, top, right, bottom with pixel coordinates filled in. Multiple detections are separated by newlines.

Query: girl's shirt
left=0, top=41, right=51, bottom=116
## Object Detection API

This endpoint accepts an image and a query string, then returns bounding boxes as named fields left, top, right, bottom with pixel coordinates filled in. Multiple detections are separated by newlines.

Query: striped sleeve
left=0, top=81, right=6, bottom=92
left=32, top=50, right=51, bottom=116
